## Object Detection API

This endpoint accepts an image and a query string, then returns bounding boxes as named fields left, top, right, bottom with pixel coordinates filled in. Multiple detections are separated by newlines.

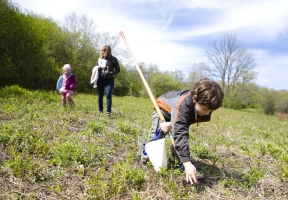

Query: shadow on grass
left=171, top=158, right=245, bottom=192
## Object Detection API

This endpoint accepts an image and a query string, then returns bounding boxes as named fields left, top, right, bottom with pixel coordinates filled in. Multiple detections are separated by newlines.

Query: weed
left=117, top=121, right=140, bottom=135
left=131, top=189, right=141, bottom=200
left=210, top=155, right=221, bottom=166
left=4, top=154, right=34, bottom=178
left=267, top=143, right=283, bottom=159
left=255, top=142, right=267, bottom=156
left=283, top=166, right=288, bottom=181
left=107, top=162, right=146, bottom=195
left=85, top=167, right=107, bottom=199
left=81, top=141, right=103, bottom=165
left=191, top=145, right=209, bottom=159
left=239, top=164, right=264, bottom=188
left=87, top=120, right=107, bottom=133
left=163, top=179, right=184, bottom=199
left=281, top=153, right=288, bottom=163
left=220, top=178, right=235, bottom=187
left=51, top=140, right=84, bottom=167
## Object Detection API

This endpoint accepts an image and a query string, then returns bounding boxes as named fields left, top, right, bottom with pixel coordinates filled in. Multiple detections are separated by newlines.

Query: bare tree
left=188, top=62, right=209, bottom=83
left=61, top=12, right=99, bottom=47
left=97, top=31, right=119, bottom=49
left=98, top=31, right=128, bottom=62
left=205, top=33, right=257, bottom=95
left=165, top=70, right=185, bottom=83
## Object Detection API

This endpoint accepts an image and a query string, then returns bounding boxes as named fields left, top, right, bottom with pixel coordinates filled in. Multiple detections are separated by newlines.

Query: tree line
left=1, top=0, right=288, bottom=115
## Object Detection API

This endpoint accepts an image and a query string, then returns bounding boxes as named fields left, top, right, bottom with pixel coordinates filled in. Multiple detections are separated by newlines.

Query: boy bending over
left=141, top=78, right=224, bottom=184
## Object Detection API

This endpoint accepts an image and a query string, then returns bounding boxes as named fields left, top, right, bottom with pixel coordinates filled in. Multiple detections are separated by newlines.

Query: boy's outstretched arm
left=183, top=161, right=198, bottom=184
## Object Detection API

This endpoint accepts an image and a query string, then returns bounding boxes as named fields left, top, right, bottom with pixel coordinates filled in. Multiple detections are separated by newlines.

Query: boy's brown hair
left=191, top=78, right=224, bottom=110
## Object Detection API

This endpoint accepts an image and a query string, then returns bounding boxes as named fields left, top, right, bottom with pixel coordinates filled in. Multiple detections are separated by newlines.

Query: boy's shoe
left=93, top=85, right=97, bottom=88
left=106, top=112, right=111, bottom=117
left=167, top=157, right=176, bottom=169
left=139, top=144, right=149, bottom=167
left=138, top=159, right=147, bottom=167
left=178, top=163, right=185, bottom=173
left=170, top=145, right=181, bottom=162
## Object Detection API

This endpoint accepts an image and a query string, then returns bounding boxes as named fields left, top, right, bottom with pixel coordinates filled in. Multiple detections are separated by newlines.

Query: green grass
left=0, top=85, right=288, bottom=199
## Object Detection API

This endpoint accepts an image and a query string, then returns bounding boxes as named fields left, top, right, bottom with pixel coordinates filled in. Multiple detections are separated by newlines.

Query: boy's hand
left=159, top=122, right=171, bottom=133
left=183, top=162, right=199, bottom=184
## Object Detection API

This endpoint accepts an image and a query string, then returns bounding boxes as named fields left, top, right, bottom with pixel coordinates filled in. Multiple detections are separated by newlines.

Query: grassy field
left=0, top=85, right=288, bottom=200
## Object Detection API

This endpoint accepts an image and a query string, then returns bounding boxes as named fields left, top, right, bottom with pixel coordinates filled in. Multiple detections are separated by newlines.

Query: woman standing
left=97, top=45, right=120, bottom=116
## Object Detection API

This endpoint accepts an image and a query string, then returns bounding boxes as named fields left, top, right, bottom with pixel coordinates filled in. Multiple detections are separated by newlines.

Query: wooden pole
left=119, top=31, right=165, bottom=121
left=119, top=31, right=175, bottom=146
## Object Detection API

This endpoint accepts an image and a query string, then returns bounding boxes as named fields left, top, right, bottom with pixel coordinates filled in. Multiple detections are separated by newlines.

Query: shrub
left=222, top=92, right=243, bottom=110
left=1, top=85, right=28, bottom=97
left=260, top=88, right=276, bottom=115
left=278, top=99, right=288, bottom=114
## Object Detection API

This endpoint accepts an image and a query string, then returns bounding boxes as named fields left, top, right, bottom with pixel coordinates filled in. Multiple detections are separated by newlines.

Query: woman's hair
left=100, top=45, right=112, bottom=59
left=191, top=78, right=224, bottom=110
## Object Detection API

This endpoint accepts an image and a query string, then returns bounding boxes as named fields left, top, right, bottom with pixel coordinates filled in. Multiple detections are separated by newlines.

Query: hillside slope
left=0, top=86, right=287, bottom=199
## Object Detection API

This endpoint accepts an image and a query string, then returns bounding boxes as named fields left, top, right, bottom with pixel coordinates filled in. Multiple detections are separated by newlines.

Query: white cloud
left=252, top=49, right=288, bottom=90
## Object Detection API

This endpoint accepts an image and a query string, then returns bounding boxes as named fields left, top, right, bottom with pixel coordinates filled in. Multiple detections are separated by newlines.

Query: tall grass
left=0, top=85, right=288, bottom=199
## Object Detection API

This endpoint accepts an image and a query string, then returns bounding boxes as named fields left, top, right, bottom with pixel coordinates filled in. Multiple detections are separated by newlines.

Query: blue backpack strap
left=142, top=143, right=147, bottom=156
left=153, top=129, right=166, bottom=140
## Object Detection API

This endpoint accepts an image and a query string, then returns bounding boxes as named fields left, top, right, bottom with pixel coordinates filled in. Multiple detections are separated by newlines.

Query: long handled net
left=119, top=31, right=175, bottom=146
left=119, top=31, right=165, bottom=121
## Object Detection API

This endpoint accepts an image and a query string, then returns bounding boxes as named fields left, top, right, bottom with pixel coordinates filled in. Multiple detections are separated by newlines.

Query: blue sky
left=15, top=0, right=288, bottom=90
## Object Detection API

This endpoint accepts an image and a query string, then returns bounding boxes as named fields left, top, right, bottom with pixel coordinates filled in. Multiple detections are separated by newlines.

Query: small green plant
left=85, top=167, right=107, bottom=199
left=117, top=121, right=140, bottom=135
left=283, top=166, right=288, bottom=181
left=267, top=143, right=283, bottom=159
left=4, top=155, right=34, bottom=178
left=163, top=179, right=184, bottom=199
left=0, top=126, right=12, bottom=145
left=48, top=185, right=62, bottom=198
left=239, top=166, right=264, bottom=188
left=192, top=145, right=209, bottom=159
left=51, top=140, right=84, bottom=167
left=281, top=153, right=288, bottom=163
left=107, top=162, right=146, bottom=195
left=131, top=189, right=141, bottom=200
left=220, top=178, right=235, bottom=188
left=210, top=155, right=221, bottom=166
left=3, top=154, right=47, bottom=183
left=87, top=120, right=107, bottom=133
left=255, top=142, right=267, bottom=156
left=80, top=141, right=105, bottom=165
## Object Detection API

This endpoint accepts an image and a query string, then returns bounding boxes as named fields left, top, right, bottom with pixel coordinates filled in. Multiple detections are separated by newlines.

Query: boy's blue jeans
left=97, top=78, right=114, bottom=113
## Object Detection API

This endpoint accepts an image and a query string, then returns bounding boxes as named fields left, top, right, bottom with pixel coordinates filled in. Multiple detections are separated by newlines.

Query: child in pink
left=56, top=64, right=77, bottom=107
